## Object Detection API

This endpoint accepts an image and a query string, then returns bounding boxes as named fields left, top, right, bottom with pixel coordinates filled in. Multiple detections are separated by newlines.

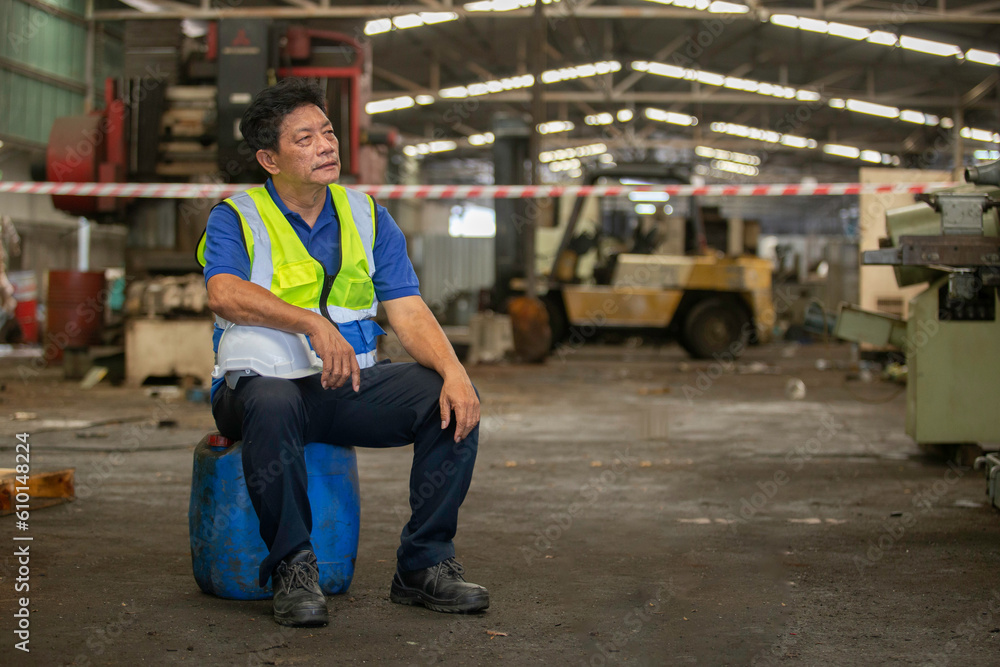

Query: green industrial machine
left=835, top=161, right=1000, bottom=469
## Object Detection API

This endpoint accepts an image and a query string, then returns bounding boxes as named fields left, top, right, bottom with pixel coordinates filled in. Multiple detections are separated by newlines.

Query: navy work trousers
left=211, top=361, right=479, bottom=587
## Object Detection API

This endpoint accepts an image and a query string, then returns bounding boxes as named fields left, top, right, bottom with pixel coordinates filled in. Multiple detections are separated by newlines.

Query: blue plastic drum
left=189, top=433, right=360, bottom=600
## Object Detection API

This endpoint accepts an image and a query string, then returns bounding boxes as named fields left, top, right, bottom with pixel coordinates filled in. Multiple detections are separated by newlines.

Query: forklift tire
left=680, top=297, right=751, bottom=360
left=542, top=294, right=569, bottom=349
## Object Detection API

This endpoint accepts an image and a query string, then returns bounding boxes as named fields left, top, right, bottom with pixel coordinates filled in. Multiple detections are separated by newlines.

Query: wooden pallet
left=0, top=468, right=75, bottom=515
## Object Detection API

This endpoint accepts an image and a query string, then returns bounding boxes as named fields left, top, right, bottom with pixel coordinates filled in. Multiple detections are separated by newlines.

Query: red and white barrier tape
left=0, top=181, right=957, bottom=199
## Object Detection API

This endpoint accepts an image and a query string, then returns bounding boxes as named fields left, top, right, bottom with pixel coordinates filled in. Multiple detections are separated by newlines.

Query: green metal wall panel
left=0, top=0, right=93, bottom=146
left=0, top=70, right=85, bottom=145
left=1, top=1, right=87, bottom=80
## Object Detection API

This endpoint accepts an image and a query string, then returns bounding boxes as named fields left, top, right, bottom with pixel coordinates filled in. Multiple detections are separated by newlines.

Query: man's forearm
left=207, top=274, right=324, bottom=336
left=386, top=297, right=465, bottom=378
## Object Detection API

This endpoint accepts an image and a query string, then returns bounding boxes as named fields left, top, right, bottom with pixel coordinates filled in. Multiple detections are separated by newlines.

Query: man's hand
left=307, top=318, right=360, bottom=391
left=206, top=274, right=360, bottom=390
left=440, top=369, right=480, bottom=443
left=381, top=295, right=481, bottom=441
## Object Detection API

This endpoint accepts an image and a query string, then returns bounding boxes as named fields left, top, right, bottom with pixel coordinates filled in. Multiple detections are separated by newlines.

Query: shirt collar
left=264, top=178, right=335, bottom=231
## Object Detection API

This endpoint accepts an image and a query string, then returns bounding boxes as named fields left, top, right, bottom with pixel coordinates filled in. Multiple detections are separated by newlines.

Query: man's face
left=260, top=104, right=341, bottom=186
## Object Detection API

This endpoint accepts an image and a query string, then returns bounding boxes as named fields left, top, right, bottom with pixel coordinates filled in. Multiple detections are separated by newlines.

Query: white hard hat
left=213, top=324, right=323, bottom=383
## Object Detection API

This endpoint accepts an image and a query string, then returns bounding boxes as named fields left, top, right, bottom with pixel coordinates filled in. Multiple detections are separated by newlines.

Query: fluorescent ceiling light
left=465, top=0, right=561, bottom=12
left=629, top=191, right=670, bottom=202
left=826, top=23, right=869, bottom=40
left=537, top=120, right=575, bottom=134
left=723, top=76, right=757, bottom=92
left=645, top=108, right=699, bottom=126
left=769, top=14, right=798, bottom=28
left=632, top=61, right=814, bottom=102
left=845, top=99, right=899, bottom=119
left=421, top=12, right=460, bottom=24
left=899, top=35, right=962, bottom=58
left=365, top=12, right=458, bottom=35
left=711, top=160, right=759, bottom=176
left=866, top=31, right=898, bottom=46
left=779, top=135, right=817, bottom=149
left=428, top=141, right=457, bottom=152
left=415, top=95, right=435, bottom=105
left=465, top=0, right=526, bottom=11
left=710, top=121, right=779, bottom=143
left=541, top=61, right=621, bottom=84
left=617, top=109, right=634, bottom=122
left=117, top=0, right=163, bottom=12
left=966, top=49, right=1000, bottom=66
left=695, top=145, right=760, bottom=165
left=824, top=144, right=861, bottom=159
left=585, top=113, right=614, bottom=125
left=438, top=74, right=534, bottom=99
left=708, top=1, right=749, bottom=13
left=833, top=98, right=945, bottom=129
left=468, top=132, right=495, bottom=146
left=539, top=143, right=607, bottom=162
left=710, top=122, right=818, bottom=149
left=392, top=14, right=426, bottom=29
left=365, top=19, right=392, bottom=35
left=767, top=13, right=995, bottom=68
left=634, top=204, right=658, bottom=215
left=366, top=96, right=415, bottom=114
left=860, top=150, right=882, bottom=163
left=403, top=140, right=458, bottom=157
left=960, top=127, right=1000, bottom=143
left=695, top=71, right=726, bottom=86
left=671, top=0, right=710, bottom=9
left=797, top=17, right=827, bottom=33
left=439, top=87, right=469, bottom=99
left=974, top=150, right=1000, bottom=160
left=549, top=157, right=582, bottom=172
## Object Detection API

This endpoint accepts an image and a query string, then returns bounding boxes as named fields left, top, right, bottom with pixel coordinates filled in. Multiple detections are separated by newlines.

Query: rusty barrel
left=9, top=270, right=38, bottom=343
left=46, top=270, right=106, bottom=357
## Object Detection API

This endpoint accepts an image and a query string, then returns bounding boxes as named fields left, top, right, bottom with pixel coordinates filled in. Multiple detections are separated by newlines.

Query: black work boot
left=271, top=550, right=328, bottom=627
left=390, top=558, right=489, bottom=613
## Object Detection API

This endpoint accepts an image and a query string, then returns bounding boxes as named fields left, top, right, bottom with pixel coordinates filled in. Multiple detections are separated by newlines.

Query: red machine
left=46, top=79, right=129, bottom=216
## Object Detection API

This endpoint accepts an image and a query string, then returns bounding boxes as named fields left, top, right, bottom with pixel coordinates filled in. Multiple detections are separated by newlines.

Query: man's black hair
left=240, top=78, right=328, bottom=153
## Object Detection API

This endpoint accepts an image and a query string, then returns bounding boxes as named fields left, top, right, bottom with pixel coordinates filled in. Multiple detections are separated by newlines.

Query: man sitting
left=197, top=78, right=487, bottom=627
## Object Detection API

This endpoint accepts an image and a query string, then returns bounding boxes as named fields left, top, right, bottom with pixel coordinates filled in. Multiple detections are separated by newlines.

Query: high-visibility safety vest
left=197, top=183, right=380, bottom=368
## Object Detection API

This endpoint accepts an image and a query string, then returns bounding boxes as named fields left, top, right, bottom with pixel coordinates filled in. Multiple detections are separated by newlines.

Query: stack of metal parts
left=157, top=87, right=218, bottom=177
left=124, top=274, right=209, bottom=318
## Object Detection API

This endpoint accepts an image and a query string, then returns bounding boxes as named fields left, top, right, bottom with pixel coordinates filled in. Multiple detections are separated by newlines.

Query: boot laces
left=438, top=558, right=465, bottom=580
left=277, top=558, right=319, bottom=595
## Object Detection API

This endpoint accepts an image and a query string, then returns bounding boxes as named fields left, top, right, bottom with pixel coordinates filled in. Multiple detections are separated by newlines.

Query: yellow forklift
left=541, top=165, right=774, bottom=359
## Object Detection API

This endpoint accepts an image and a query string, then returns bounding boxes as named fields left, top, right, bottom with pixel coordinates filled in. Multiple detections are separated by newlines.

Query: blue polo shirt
left=201, top=179, right=420, bottom=397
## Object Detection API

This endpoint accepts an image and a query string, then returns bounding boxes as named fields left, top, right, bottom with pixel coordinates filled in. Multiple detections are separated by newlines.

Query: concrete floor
left=2, top=340, right=999, bottom=666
